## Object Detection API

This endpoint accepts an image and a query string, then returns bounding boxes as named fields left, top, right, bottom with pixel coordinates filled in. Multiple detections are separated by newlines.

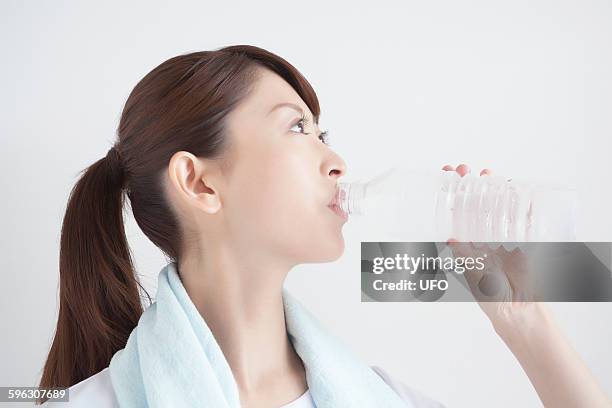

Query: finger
left=480, top=168, right=493, bottom=176
left=442, top=165, right=455, bottom=171
left=446, top=239, right=493, bottom=300
left=446, top=239, right=480, bottom=269
left=446, top=238, right=472, bottom=255
left=456, top=163, right=470, bottom=177
left=446, top=239, right=479, bottom=258
left=448, top=241, right=511, bottom=291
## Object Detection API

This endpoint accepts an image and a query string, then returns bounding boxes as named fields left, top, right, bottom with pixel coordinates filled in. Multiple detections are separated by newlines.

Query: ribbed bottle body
left=338, top=167, right=575, bottom=241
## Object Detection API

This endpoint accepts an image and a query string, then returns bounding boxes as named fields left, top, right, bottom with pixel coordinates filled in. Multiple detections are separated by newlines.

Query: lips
left=328, top=203, right=349, bottom=221
left=328, top=187, right=348, bottom=221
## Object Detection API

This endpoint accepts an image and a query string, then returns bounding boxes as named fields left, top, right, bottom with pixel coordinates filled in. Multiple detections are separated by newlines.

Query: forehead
left=234, top=68, right=312, bottom=118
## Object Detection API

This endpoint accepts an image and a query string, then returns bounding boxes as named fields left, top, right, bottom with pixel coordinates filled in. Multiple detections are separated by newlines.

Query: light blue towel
left=109, top=262, right=410, bottom=407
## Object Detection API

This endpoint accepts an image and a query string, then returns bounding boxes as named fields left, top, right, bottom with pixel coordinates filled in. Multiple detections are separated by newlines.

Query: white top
left=42, top=365, right=445, bottom=407
left=279, top=389, right=315, bottom=408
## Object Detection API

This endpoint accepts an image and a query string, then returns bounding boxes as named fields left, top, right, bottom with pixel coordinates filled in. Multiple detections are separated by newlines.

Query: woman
left=38, top=45, right=610, bottom=407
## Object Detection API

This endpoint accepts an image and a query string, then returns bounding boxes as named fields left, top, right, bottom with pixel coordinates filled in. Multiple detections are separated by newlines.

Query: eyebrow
left=266, top=102, right=305, bottom=117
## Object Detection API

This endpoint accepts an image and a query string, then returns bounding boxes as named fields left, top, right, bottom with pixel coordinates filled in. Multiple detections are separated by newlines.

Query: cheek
left=253, top=160, right=316, bottom=229
left=225, top=149, right=344, bottom=261
left=258, top=176, right=344, bottom=263
left=225, top=155, right=312, bottom=232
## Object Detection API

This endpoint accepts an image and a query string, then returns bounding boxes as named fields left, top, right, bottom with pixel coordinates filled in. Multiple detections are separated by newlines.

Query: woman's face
left=219, top=68, right=348, bottom=267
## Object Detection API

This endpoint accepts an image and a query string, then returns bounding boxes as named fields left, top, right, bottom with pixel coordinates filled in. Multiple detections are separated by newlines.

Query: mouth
left=328, top=188, right=348, bottom=221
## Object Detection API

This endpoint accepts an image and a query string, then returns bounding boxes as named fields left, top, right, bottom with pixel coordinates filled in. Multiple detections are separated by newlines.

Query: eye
left=318, top=130, right=330, bottom=146
left=289, top=118, right=307, bottom=134
left=290, top=114, right=331, bottom=146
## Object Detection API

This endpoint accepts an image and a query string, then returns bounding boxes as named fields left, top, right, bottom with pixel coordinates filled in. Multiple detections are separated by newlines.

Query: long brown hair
left=37, top=45, right=321, bottom=403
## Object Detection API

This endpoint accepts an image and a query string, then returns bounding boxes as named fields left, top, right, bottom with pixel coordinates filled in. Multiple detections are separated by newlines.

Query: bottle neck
left=338, top=182, right=367, bottom=215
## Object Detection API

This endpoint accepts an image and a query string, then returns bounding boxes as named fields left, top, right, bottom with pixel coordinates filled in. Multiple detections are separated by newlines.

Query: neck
left=176, top=243, right=307, bottom=398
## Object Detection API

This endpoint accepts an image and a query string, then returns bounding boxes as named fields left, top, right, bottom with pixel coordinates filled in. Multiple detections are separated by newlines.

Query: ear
left=168, top=151, right=222, bottom=214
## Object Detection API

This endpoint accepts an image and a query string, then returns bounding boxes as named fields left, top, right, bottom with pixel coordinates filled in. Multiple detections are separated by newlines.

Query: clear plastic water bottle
left=337, top=165, right=576, bottom=242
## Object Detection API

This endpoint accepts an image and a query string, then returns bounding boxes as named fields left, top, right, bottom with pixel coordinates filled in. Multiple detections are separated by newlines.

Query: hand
left=445, top=237, right=542, bottom=337
left=441, top=163, right=542, bottom=337
left=442, top=164, right=612, bottom=408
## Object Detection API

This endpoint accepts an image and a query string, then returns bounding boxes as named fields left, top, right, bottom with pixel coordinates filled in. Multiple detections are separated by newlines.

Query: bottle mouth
left=337, top=182, right=365, bottom=215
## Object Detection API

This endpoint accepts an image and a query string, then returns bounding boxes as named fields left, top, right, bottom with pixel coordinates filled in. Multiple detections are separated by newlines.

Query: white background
left=1, top=1, right=611, bottom=407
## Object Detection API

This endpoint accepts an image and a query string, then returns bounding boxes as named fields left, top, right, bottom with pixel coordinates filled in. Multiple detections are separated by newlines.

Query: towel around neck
left=109, top=262, right=410, bottom=407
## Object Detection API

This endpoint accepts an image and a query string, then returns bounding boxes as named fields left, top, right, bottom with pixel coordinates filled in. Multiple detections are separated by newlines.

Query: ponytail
left=38, top=146, right=150, bottom=403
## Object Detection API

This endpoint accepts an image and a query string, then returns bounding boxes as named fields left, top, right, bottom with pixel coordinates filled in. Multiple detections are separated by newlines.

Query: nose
left=323, top=151, right=347, bottom=181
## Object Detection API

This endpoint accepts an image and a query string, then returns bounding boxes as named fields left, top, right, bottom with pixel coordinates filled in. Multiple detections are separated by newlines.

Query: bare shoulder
left=41, top=367, right=118, bottom=408
left=371, top=365, right=446, bottom=408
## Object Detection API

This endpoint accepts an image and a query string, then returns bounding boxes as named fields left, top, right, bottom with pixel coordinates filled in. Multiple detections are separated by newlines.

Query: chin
left=318, top=235, right=345, bottom=262
left=291, top=223, right=346, bottom=263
